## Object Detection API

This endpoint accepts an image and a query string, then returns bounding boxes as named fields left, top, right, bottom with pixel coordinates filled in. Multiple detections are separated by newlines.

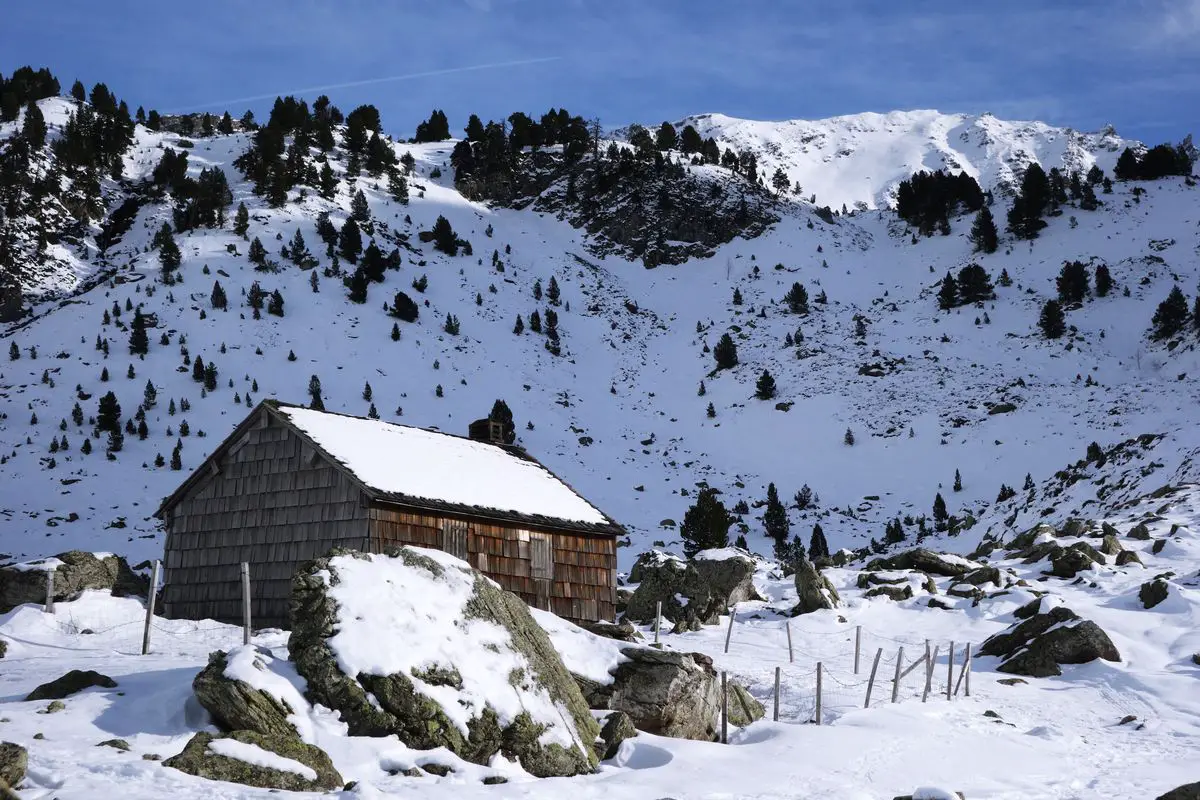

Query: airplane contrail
left=173, top=56, right=561, bottom=112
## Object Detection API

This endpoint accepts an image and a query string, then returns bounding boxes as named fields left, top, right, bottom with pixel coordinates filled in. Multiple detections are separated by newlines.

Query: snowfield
left=1, top=485, right=1198, bottom=798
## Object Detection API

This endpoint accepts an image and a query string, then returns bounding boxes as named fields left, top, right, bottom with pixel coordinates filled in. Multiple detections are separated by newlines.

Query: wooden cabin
left=156, top=401, right=623, bottom=628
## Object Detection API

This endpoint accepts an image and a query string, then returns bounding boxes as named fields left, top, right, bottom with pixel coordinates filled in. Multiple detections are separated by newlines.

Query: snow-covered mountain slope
left=2, top=94, right=1199, bottom=575
left=677, top=110, right=1134, bottom=210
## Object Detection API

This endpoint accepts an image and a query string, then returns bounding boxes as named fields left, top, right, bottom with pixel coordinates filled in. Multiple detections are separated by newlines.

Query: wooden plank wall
left=369, top=506, right=617, bottom=623
left=162, top=419, right=369, bottom=627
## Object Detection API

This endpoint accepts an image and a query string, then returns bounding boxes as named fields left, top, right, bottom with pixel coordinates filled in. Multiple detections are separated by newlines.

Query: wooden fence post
left=965, top=643, right=972, bottom=696
left=785, top=621, right=794, bottom=663
left=954, top=643, right=971, bottom=696
left=891, top=646, right=904, bottom=703
left=44, top=569, right=55, bottom=614
left=723, top=604, right=736, bottom=654
left=922, top=645, right=939, bottom=702
left=773, top=666, right=781, bottom=722
left=864, top=647, right=883, bottom=708
left=815, top=662, right=823, bottom=726
left=241, top=562, right=252, bottom=646
left=854, top=625, right=862, bottom=674
left=141, top=560, right=160, bottom=655
left=947, top=641, right=955, bottom=701
left=721, top=672, right=728, bottom=744
left=654, top=600, right=661, bottom=645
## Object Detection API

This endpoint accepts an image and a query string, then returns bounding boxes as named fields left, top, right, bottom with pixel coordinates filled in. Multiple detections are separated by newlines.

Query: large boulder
left=595, top=711, right=637, bottom=760
left=1139, top=577, right=1171, bottom=609
left=192, top=650, right=298, bottom=740
left=865, top=584, right=914, bottom=602
left=1048, top=543, right=1102, bottom=579
left=865, top=549, right=979, bottom=578
left=163, top=730, right=342, bottom=792
left=726, top=681, right=765, bottom=726
left=0, top=551, right=147, bottom=612
left=579, top=647, right=720, bottom=741
left=959, top=566, right=1002, bottom=587
left=977, top=603, right=1120, bottom=677
left=288, top=548, right=598, bottom=778
left=691, top=548, right=764, bottom=606
left=25, top=669, right=117, bottom=701
left=1157, top=783, right=1200, bottom=800
left=625, top=553, right=723, bottom=631
left=793, top=558, right=840, bottom=615
left=0, top=742, right=26, bottom=791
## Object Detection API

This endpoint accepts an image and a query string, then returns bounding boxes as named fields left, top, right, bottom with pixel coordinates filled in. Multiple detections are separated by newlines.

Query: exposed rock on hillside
left=977, top=601, right=1120, bottom=677
left=288, top=547, right=598, bottom=777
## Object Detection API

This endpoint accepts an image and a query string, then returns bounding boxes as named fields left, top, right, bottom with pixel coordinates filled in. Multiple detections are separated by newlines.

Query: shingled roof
left=156, top=401, right=624, bottom=536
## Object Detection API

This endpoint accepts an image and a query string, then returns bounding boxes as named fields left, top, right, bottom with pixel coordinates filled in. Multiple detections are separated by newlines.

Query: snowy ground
left=2, top=487, right=1197, bottom=799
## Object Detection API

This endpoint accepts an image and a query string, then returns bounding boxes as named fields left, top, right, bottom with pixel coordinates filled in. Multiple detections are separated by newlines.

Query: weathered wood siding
left=161, top=418, right=369, bottom=627
left=369, top=506, right=617, bottom=623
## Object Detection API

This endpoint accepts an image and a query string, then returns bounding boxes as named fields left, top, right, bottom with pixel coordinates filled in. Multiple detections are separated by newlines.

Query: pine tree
left=547, top=276, right=561, bottom=305
left=732, top=287, right=743, bottom=305
left=156, top=224, right=181, bottom=276
left=679, top=488, right=732, bottom=558
left=339, top=218, right=362, bottom=263
left=706, top=402, right=716, bottom=418
left=764, top=482, right=790, bottom=545
left=953, top=469, right=963, bottom=492
left=956, top=263, right=994, bottom=304
left=1095, top=264, right=1112, bottom=297
left=348, top=267, right=369, bottom=303
left=998, top=268, right=1013, bottom=287
left=714, top=333, right=738, bottom=369
left=1024, top=473, right=1035, bottom=490
left=351, top=189, right=370, bottom=223
left=755, top=370, right=777, bottom=400
left=9, top=341, right=19, bottom=360
left=431, top=215, right=458, bottom=255
left=143, top=379, right=157, bottom=409
left=844, top=428, right=855, bottom=446
left=233, top=202, right=249, bottom=237
left=248, top=236, right=266, bottom=265
left=267, top=290, right=285, bottom=317
left=170, top=442, right=182, bottom=470
left=96, top=391, right=121, bottom=433
left=211, top=280, right=227, bottom=310
left=1056, top=260, right=1090, bottom=305
left=784, top=282, right=809, bottom=314
left=1151, top=286, right=1189, bottom=340
left=513, top=315, right=524, bottom=335
left=937, top=272, right=959, bottom=310
left=809, top=524, right=830, bottom=561
left=932, top=492, right=948, bottom=524
left=287, top=228, right=311, bottom=267
left=969, top=205, right=999, bottom=253
left=1039, top=299, right=1066, bottom=339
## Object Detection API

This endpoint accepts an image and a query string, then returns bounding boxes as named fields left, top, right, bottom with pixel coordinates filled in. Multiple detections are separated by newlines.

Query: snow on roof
left=276, top=405, right=611, bottom=528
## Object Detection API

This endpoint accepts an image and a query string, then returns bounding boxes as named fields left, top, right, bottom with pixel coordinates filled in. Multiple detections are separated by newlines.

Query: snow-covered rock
left=287, top=547, right=598, bottom=777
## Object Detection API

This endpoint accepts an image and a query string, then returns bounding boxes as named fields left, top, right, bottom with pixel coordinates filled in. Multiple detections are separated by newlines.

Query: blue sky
left=4, top=0, right=1199, bottom=142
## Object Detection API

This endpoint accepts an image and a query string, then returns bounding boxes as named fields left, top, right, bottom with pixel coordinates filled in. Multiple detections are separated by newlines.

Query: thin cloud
left=172, top=56, right=561, bottom=112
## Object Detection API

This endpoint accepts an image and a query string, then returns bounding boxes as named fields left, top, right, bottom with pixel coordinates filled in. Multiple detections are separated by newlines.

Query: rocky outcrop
left=192, top=651, right=297, bottom=740
left=959, top=566, right=1001, bottom=586
left=865, top=549, right=978, bottom=578
left=288, top=548, right=598, bottom=778
left=163, top=730, right=342, bottom=792
left=580, top=647, right=720, bottom=741
left=977, top=603, right=1120, bottom=677
left=1116, top=550, right=1144, bottom=567
left=595, top=711, right=637, bottom=760
left=865, top=584, right=914, bottom=602
left=26, top=670, right=117, bottom=700
left=625, top=554, right=723, bottom=632
left=1048, top=543, right=1103, bottom=578
left=691, top=549, right=763, bottom=606
left=793, top=558, right=840, bottom=615
left=0, top=551, right=147, bottom=612
left=578, top=620, right=643, bottom=643
left=1139, top=577, right=1170, bottom=609
left=726, top=681, right=765, bottom=726
left=1158, top=783, right=1200, bottom=800
left=0, top=742, right=26, bottom=791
